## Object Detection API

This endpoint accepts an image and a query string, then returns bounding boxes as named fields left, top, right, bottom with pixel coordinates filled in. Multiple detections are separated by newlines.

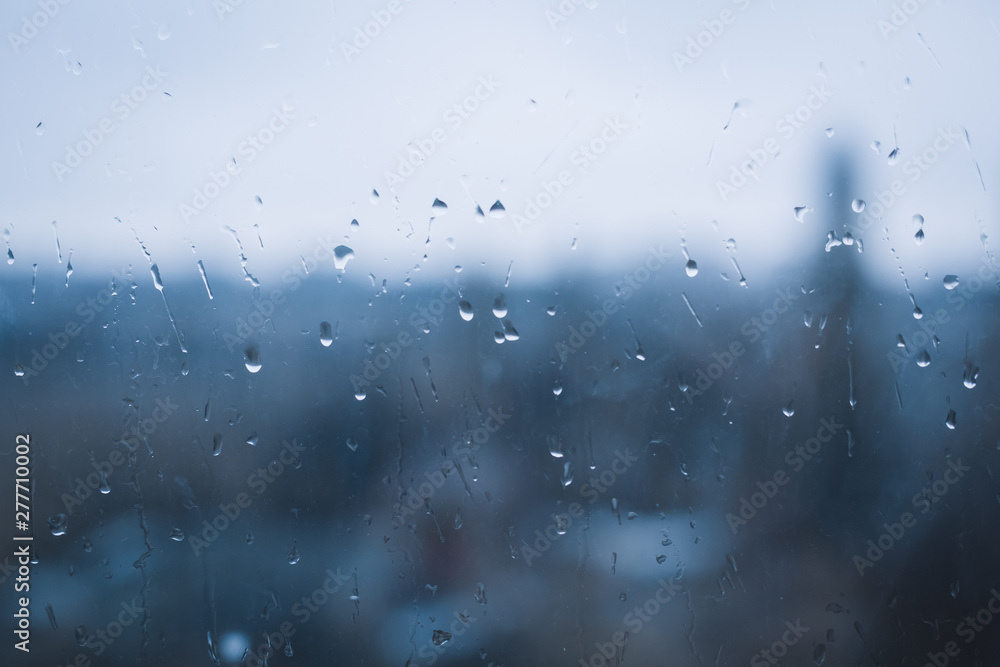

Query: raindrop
left=319, top=322, right=334, bottom=346
left=813, top=644, right=827, bottom=665
left=346, top=437, right=359, bottom=452
left=459, top=300, right=474, bottom=321
left=370, top=189, right=379, bottom=204
left=888, top=147, right=899, bottom=165
left=804, top=311, right=813, bottom=328
left=793, top=206, right=811, bottom=223
left=656, top=554, right=667, bottom=564
left=48, top=513, right=68, bottom=536
left=474, top=582, right=487, bottom=605
left=561, top=462, right=574, bottom=487
left=554, top=514, right=570, bottom=535
left=244, top=345, right=262, bottom=373
left=355, top=388, right=366, bottom=400
left=6, top=248, right=12, bottom=264
left=333, top=245, right=355, bottom=271
left=825, top=127, right=834, bottom=137
left=547, top=435, right=564, bottom=458
left=212, top=433, right=223, bottom=456
left=913, top=214, right=924, bottom=225
left=943, top=275, right=959, bottom=290
left=945, top=409, right=957, bottom=430
left=99, top=472, right=111, bottom=494
left=35, top=121, right=45, bottom=135
left=287, top=546, right=300, bottom=564
left=552, top=379, right=563, bottom=396
left=493, top=331, right=505, bottom=344
left=684, top=259, right=698, bottom=277
left=501, top=319, right=519, bottom=341
left=782, top=401, right=795, bottom=417
left=431, top=198, right=448, bottom=213
left=852, top=199, right=866, bottom=213
left=246, top=432, right=258, bottom=446
left=489, top=201, right=505, bottom=218
left=284, top=641, right=294, bottom=657
left=915, top=228, right=925, bottom=245
left=246, top=531, right=254, bottom=545
left=492, top=294, right=507, bottom=318
left=432, top=630, right=452, bottom=646
left=169, top=528, right=185, bottom=542
left=963, top=364, right=978, bottom=389
left=546, top=305, right=556, bottom=316
left=916, top=350, right=931, bottom=367
left=454, top=508, right=463, bottom=530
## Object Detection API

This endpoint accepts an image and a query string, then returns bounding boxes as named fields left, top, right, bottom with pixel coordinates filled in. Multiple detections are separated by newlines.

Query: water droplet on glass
left=964, top=364, right=979, bottom=389
left=492, top=294, right=507, bottom=318
left=48, top=513, right=68, bottom=536
left=913, top=213, right=924, bottom=225
left=99, top=472, right=111, bottom=494
left=547, top=435, right=564, bottom=458
left=169, top=528, right=185, bottom=542
left=916, top=349, right=931, bottom=367
left=6, top=248, right=12, bottom=265
left=459, top=300, right=474, bottom=321
left=346, top=437, right=359, bottom=452
left=355, top=388, right=366, bottom=400
left=244, top=345, right=262, bottom=373
left=431, top=198, right=448, bottom=213
left=888, top=147, right=899, bottom=165
left=943, top=275, right=959, bottom=290
left=333, top=245, right=354, bottom=271
left=561, top=462, right=574, bottom=487
left=246, top=432, right=258, bottom=447
left=552, top=379, right=563, bottom=396
left=554, top=514, right=570, bottom=535
left=432, top=630, right=452, bottom=646
left=501, top=319, right=519, bottom=341
left=489, top=201, right=505, bottom=218
left=782, top=401, right=795, bottom=417
left=287, top=546, right=300, bottom=564
left=212, top=433, right=223, bottom=456
left=945, top=409, right=957, bottom=430
left=284, top=641, right=294, bottom=657
left=914, top=229, right=925, bottom=245
left=813, top=643, right=827, bottom=665
left=656, top=554, right=667, bottom=564
left=319, top=321, right=333, bottom=346
left=793, top=206, right=810, bottom=223
left=684, top=259, right=698, bottom=277
left=546, top=306, right=556, bottom=316
left=852, top=199, right=866, bottom=213
left=803, top=311, right=813, bottom=328
left=474, top=582, right=487, bottom=605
